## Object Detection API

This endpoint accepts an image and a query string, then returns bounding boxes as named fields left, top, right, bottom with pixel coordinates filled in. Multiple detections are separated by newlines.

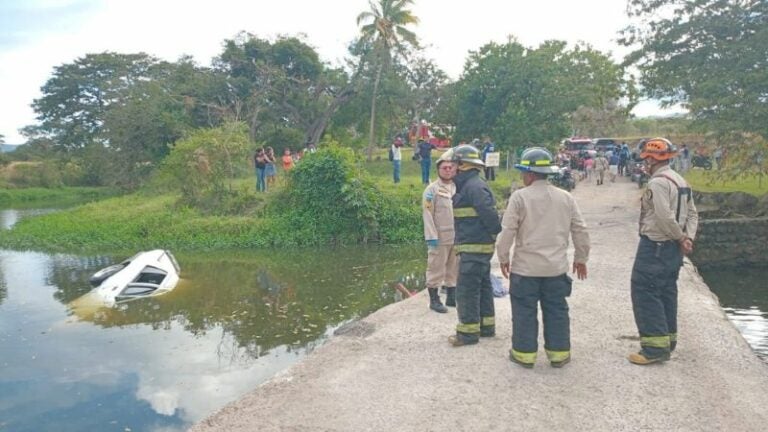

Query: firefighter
left=448, top=144, right=502, bottom=346
left=496, top=147, right=590, bottom=368
left=629, top=138, right=698, bottom=365
left=422, top=149, right=459, bottom=313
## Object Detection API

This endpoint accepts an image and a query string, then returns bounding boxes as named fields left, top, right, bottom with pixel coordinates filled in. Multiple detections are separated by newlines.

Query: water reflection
left=0, top=246, right=426, bottom=431
left=699, top=266, right=768, bottom=362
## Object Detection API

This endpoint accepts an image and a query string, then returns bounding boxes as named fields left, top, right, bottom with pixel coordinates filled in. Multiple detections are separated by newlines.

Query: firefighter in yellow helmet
left=629, top=138, right=699, bottom=365
left=496, top=147, right=590, bottom=368
left=448, top=144, right=502, bottom=346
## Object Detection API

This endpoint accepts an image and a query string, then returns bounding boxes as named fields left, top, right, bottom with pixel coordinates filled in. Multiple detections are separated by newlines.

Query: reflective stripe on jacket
left=452, top=169, right=501, bottom=249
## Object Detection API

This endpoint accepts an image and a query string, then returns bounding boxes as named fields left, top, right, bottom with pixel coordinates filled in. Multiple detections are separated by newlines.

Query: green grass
left=0, top=186, right=119, bottom=207
left=684, top=170, right=768, bottom=196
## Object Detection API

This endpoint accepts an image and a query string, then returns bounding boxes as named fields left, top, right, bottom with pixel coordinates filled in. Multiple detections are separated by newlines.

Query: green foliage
left=621, top=0, right=768, bottom=140
left=0, top=187, right=118, bottom=207
left=452, top=39, right=632, bottom=148
left=264, top=143, right=419, bottom=245
left=157, top=122, right=252, bottom=213
left=32, top=52, right=165, bottom=150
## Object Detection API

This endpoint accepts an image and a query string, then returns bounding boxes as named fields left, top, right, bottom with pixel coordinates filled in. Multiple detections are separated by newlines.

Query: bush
left=157, top=122, right=252, bottom=213
left=265, top=142, right=419, bottom=245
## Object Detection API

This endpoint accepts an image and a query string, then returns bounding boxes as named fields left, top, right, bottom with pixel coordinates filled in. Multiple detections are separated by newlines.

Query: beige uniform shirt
left=640, top=165, right=699, bottom=242
left=496, top=180, right=590, bottom=277
left=594, top=156, right=609, bottom=172
left=422, top=179, right=456, bottom=245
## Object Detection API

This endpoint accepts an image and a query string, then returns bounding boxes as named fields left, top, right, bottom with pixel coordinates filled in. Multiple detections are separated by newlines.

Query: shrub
left=266, top=142, right=419, bottom=245
left=157, top=122, right=251, bottom=212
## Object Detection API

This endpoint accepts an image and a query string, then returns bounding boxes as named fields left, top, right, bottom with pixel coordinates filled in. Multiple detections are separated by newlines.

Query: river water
left=0, top=209, right=425, bottom=432
left=698, top=267, right=768, bottom=363
left=2, top=208, right=767, bottom=431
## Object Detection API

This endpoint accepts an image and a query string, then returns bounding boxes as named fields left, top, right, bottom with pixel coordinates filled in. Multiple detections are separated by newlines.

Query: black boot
left=445, top=286, right=456, bottom=307
left=428, top=288, right=447, bottom=313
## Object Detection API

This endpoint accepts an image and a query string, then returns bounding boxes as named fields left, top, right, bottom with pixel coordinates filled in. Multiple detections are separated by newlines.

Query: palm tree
left=357, top=0, right=419, bottom=161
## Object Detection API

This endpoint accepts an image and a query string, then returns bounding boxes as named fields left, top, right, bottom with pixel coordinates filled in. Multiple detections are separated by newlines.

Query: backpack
left=388, top=146, right=394, bottom=161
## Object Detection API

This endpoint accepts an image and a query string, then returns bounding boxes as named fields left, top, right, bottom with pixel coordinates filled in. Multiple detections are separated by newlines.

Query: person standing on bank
left=495, top=147, right=590, bottom=368
left=422, top=150, right=459, bottom=313
left=629, top=138, right=698, bottom=365
left=481, top=136, right=496, bottom=181
left=448, top=144, right=502, bottom=346
left=417, top=138, right=438, bottom=185
left=391, top=136, right=404, bottom=183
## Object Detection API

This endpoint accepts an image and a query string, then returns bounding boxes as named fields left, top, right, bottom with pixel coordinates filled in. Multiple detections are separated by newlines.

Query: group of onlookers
left=253, top=144, right=317, bottom=192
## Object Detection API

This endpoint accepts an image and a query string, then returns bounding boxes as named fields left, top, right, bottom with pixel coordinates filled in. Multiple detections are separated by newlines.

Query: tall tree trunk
left=305, top=87, right=356, bottom=146
left=367, top=64, right=383, bottom=162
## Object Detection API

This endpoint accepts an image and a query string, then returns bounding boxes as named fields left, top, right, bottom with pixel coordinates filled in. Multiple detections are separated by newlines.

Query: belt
left=639, top=235, right=676, bottom=245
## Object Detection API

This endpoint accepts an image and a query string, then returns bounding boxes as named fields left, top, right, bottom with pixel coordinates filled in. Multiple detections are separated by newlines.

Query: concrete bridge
left=193, top=177, right=768, bottom=432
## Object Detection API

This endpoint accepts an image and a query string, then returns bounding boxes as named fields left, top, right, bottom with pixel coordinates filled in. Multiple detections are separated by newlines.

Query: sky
left=0, top=0, right=678, bottom=144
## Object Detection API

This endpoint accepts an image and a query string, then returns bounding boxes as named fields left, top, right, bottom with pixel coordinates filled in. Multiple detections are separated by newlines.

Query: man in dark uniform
left=629, top=137, right=698, bottom=365
left=448, top=144, right=502, bottom=346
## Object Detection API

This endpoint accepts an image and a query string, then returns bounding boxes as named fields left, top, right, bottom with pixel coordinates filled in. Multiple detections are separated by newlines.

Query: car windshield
left=567, top=142, right=592, bottom=150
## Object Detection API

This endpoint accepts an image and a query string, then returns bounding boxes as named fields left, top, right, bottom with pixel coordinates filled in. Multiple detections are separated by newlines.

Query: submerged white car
left=88, top=249, right=181, bottom=306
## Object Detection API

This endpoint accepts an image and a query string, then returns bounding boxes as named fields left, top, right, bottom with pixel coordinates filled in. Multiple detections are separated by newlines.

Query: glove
left=426, top=239, right=439, bottom=250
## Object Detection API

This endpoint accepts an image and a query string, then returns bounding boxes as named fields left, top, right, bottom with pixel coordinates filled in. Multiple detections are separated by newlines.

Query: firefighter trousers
left=631, top=236, right=683, bottom=358
left=509, top=273, right=572, bottom=364
left=455, top=252, right=495, bottom=342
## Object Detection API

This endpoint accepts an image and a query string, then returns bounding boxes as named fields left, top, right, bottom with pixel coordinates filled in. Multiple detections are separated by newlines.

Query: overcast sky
left=0, top=0, right=674, bottom=144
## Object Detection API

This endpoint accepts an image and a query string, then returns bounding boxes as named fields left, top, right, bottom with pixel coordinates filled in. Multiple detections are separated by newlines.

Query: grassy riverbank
left=0, top=147, right=522, bottom=252
left=0, top=186, right=118, bottom=208
left=684, top=170, right=767, bottom=196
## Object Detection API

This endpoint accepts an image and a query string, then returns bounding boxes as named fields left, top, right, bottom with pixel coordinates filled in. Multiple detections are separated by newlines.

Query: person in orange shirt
left=282, top=148, right=295, bottom=171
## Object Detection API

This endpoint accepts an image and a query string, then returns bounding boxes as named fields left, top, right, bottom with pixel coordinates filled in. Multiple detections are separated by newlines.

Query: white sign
left=485, top=152, right=500, bottom=167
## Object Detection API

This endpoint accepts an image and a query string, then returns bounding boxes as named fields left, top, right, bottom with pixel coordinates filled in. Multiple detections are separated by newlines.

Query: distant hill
left=1, top=144, right=19, bottom=153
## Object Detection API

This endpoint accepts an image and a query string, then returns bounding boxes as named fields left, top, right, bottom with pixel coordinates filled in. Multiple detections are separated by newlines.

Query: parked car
left=592, top=138, right=619, bottom=154
left=562, top=137, right=596, bottom=157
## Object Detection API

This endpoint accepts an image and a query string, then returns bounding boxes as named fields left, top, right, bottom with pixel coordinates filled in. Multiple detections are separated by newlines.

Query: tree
left=32, top=52, right=165, bottom=150
left=215, top=33, right=355, bottom=149
left=403, top=56, right=450, bottom=125
left=621, top=0, right=768, bottom=140
left=0, top=134, right=5, bottom=145
left=356, top=0, right=419, bottom=160
left=452, top=39, right=632, bottom=148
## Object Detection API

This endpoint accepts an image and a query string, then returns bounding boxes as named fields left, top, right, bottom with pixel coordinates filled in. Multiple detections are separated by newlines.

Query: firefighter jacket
left=452, top=169, right=501, bottom=253
left=496, top=179, right=590, bottom=277
left=422, top=179, right=456, bottom=245
left=640, top=165, right=699, bottom=242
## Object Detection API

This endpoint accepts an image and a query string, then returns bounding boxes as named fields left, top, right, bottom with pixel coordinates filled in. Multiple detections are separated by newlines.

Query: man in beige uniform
left=594, top=152, right=609, bottom=185
left=496, top=147, right=590, bottom=368
left=629, top=137, right=698, bottom=365
left=423, top=150, right=459, bottom=313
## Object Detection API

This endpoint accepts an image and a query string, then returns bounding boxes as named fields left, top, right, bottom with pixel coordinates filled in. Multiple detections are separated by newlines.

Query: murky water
left=0, top=209, right=426, bottom=432
left=699, top=267, right=768, bottom=362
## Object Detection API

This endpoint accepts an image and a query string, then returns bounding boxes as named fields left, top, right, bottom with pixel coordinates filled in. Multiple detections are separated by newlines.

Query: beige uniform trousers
left=426, top=244, right=458, bottom=288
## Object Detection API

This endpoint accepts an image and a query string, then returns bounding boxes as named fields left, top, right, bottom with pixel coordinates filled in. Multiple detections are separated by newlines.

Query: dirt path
left=192, top=174, right=768, bottom=432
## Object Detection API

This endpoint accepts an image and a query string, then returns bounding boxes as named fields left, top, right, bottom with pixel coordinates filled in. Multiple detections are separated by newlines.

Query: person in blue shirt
left=417, top=139, right=438, bottom=185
